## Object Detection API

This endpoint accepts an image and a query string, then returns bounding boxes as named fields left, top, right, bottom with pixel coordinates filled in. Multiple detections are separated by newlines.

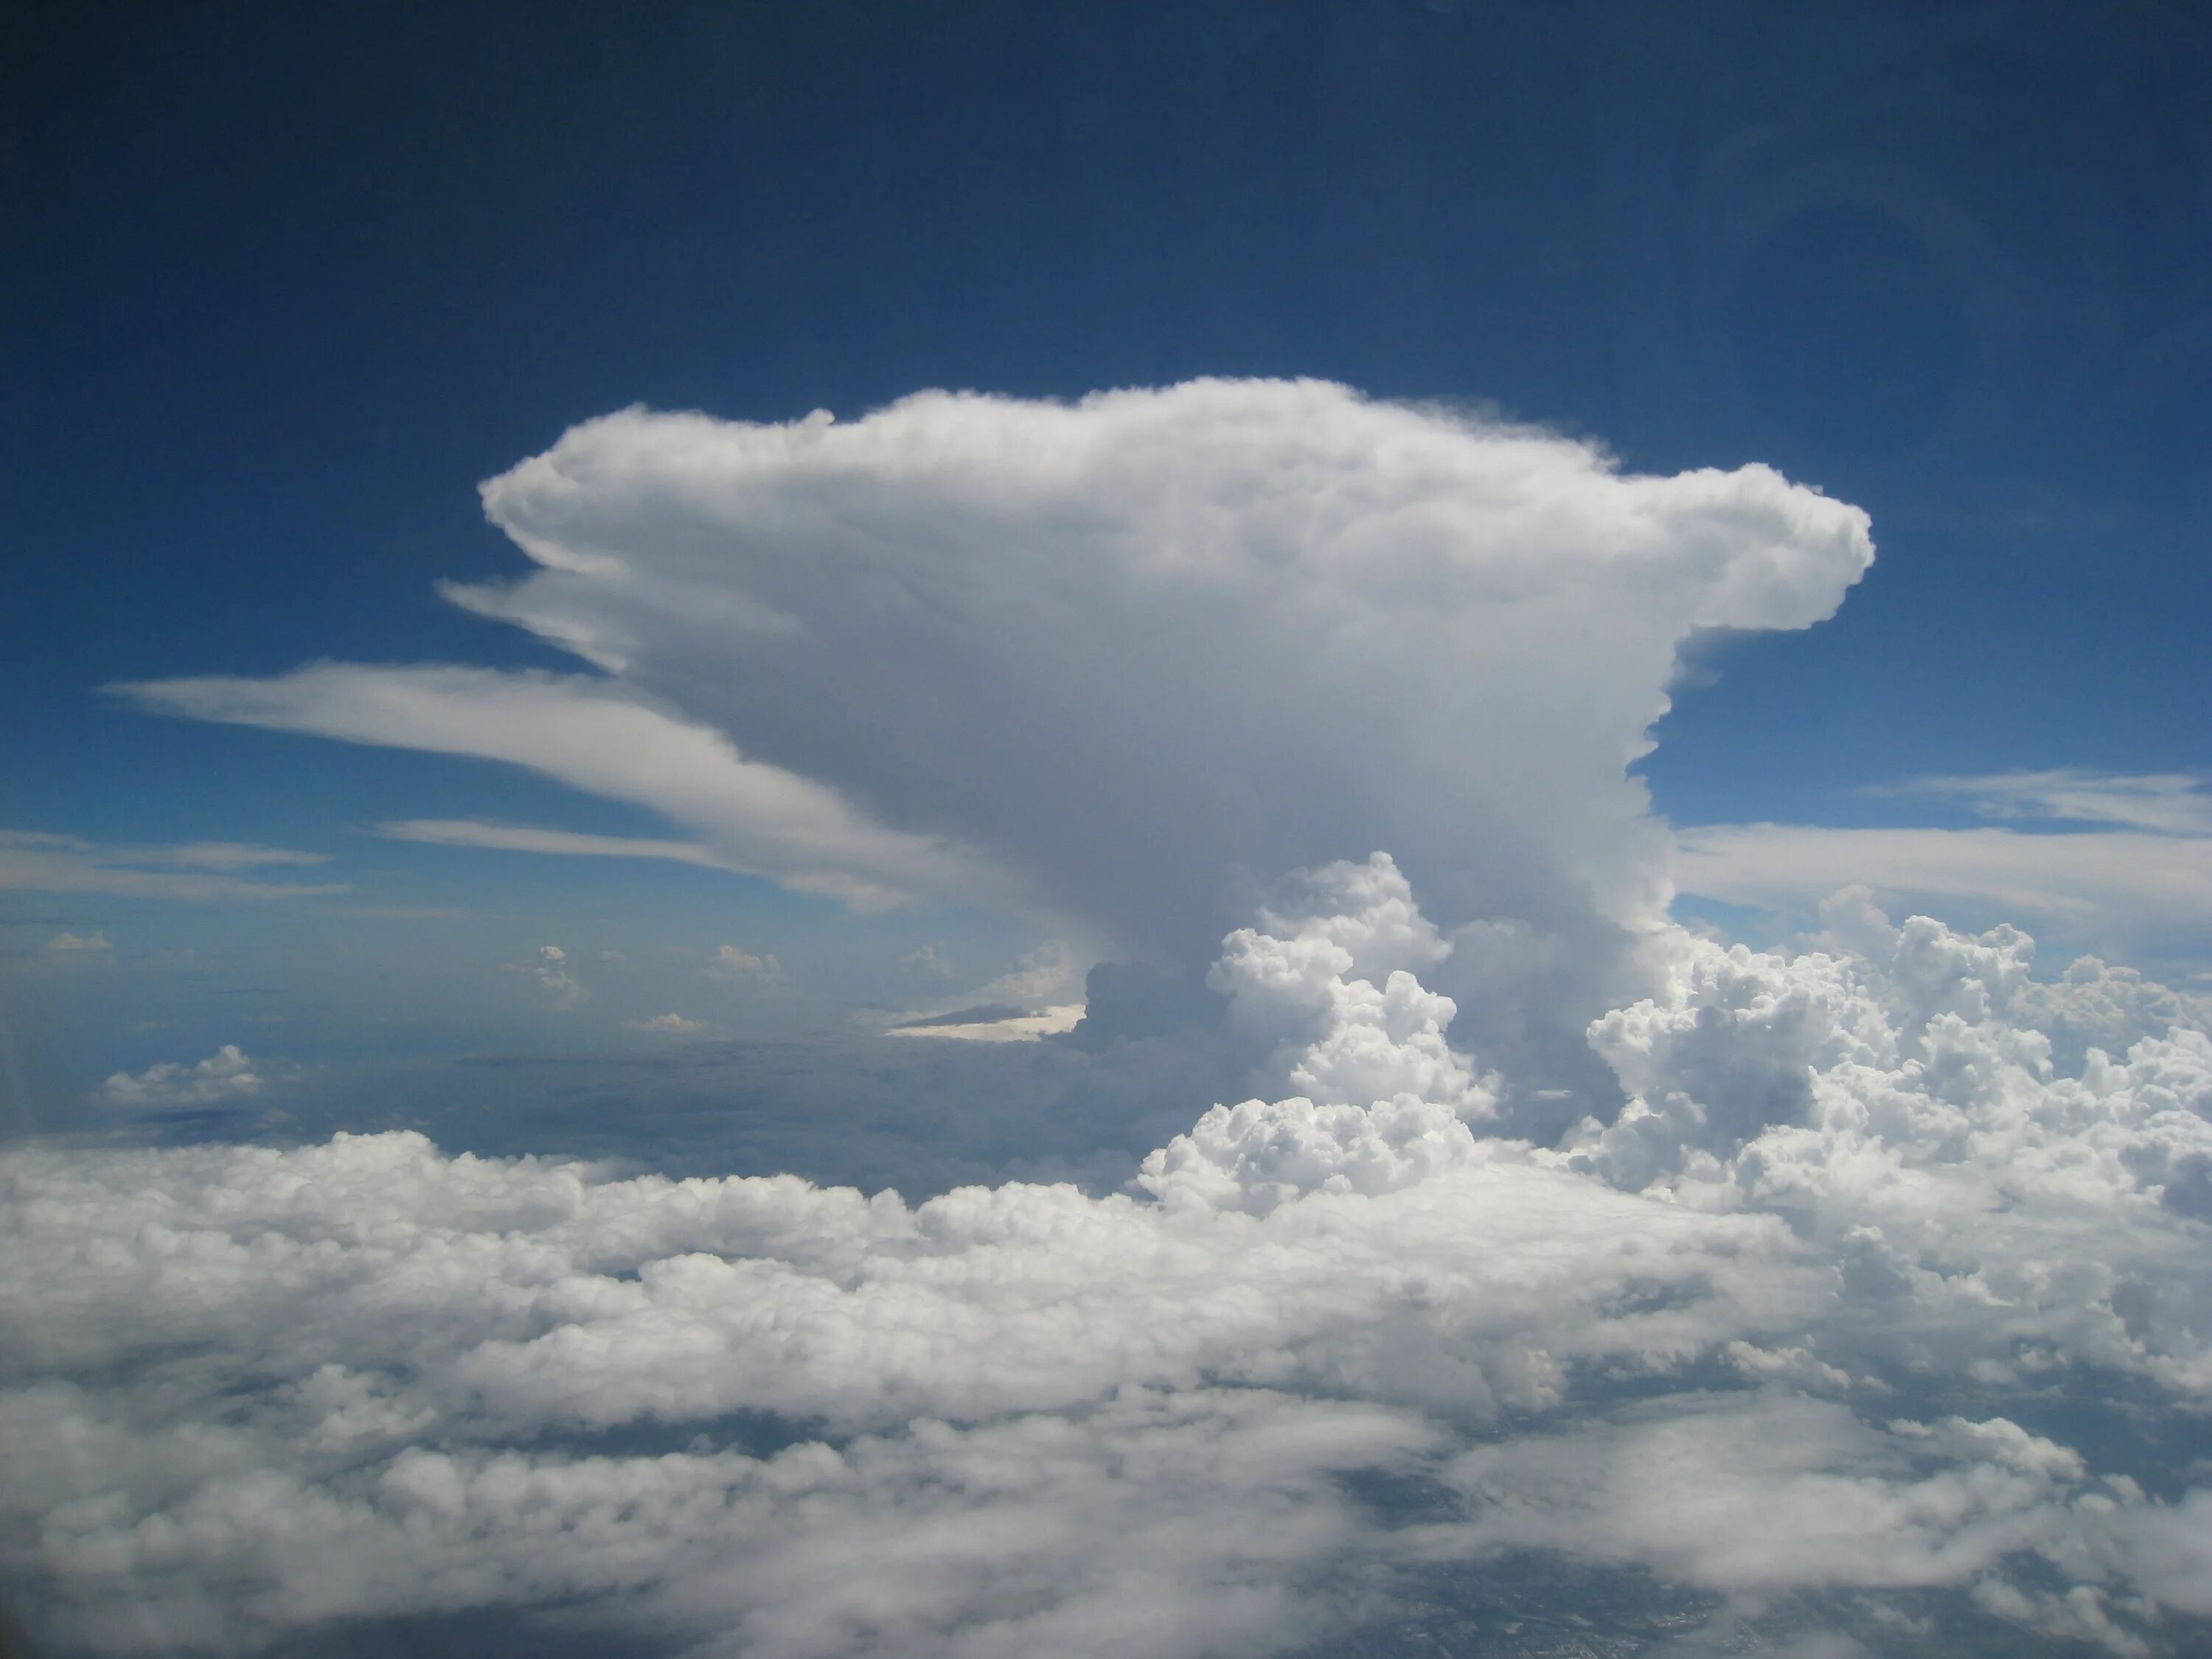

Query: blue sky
left=7, top=7, right=2212, bottom=1658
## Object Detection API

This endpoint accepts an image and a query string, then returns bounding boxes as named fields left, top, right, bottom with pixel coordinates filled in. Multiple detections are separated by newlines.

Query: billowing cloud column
left=124, top=379, right=1874, bottom=967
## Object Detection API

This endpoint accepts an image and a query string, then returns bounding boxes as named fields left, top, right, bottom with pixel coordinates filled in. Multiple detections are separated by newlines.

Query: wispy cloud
left=378, top=818, right=732, bottom=869
left=1674, top=821, right=2212, bottom=927
left=114, top=665, right=1005, bottom=913
left=0, top=830, right=343, bottom=901
left=1880, top=769, right=2212, bottom=836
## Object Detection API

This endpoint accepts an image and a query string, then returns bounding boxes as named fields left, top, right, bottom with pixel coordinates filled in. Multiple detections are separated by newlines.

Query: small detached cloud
left=880, top=942, right=1089, bottom=1043
left=98, top=1043, right=263, bottom=1107
left=45, top=931, right=111, bottom=953
left=706, top=944, right=780, bottom=981
left=504, top=945, right=586, bottom=1009
left=627, top=1012, right=711, bottom=1035
left=884, top=1004, right=1086, bottom=1043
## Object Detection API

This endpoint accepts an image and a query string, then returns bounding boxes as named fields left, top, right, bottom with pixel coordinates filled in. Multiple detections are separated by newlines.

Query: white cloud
left=97, top=1043, right=264, bottom=1107
left=1674, top=821, right=2212, bottom=939
left=44, top=931, right=111, bottom=953
left=1888, top=769, right=2212, bottom=837
left=628, top=1012, right=710, bottom=1034
left=114, top=380, right=1871, bottom=975
left=707, top=942, right=781, bottom=981
left=116, top=665, right=1005, bottom=914
left=504, top=943, right=586, bottom=1009
left=10, top=862, right=2212, bottom=1655
left=378, top=817, right=735, bottom=869
left=883, top=1004, right=1085, bottom=1043
left=0, top=830, right=342, bottom=902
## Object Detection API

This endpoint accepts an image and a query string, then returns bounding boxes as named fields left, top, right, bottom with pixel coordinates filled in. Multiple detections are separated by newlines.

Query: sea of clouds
left=10, top=383, right=2209, bottom=1655
left=7, top=857, right=2211, bottom=1655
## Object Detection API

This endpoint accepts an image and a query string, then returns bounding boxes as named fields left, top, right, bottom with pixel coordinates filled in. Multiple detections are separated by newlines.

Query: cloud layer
left=7, top=859, right=2211, bottom=1656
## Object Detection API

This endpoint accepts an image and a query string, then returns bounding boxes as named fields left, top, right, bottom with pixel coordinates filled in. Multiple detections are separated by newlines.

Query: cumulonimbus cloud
left=114, top=379, right=1874, bottom=960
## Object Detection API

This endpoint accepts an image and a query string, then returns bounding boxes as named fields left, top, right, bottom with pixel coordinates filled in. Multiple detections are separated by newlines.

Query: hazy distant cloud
left=98, top=1043, right=263, bottom=1106
left=0, top=830, right=342, bottom=901
left=44, top=931, right=111, bottom=953
left=1887, top=769, right=2212, bottom=836
left=9, top=863, right=2212, bottom=1656
left=883, top=1004, right=1085, bottom=1043
left=504, top=943, right=586, bottom=1009
left=706, top=942, right=780, bottom=981
left=628, top=1012, right=710, bottom=1034
left=115, top=380, right=1871, bottom=975
left=1674, top=821, right=2212, bottom=939
left=378, top=817, right=734, bottom=869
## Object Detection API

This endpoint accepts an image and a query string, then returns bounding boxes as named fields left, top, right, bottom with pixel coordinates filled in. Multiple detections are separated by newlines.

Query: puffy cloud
left=44, top=931, right=111, bottom=953
left=0, top=830, right=341, bottom=902
left=115, top=380, right=1871, bottom=973
left=504, top=944, right=586, bottom=1009
left=97, top=1044, right=264, bottom=1107
left=706, top=943, right=782, bottom=981
left=9, top=863, right=2212, bottom=1655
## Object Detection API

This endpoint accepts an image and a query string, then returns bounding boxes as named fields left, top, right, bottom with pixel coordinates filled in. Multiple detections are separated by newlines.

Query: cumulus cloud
left=0, top=830, right=341, bottom=902
left=97, top=1044, right=264, bottom=1107
left=114, top=380, right=1871, bottom=974
left=9, top=862, right=2212, bottom=1656
left=706, top=943, right=781, bottom=982
left=504, top=944, right=586, bottom=1009
left=883, top=1004, right=1086, bottom=1043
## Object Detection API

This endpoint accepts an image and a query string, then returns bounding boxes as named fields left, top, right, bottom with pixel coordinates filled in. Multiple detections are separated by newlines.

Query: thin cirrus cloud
left=1887, top=768, right=2212, bottom=836
left=377, top=817, right=734, bottom=871
left=111, top=378, right=1875, bottom=971
left=1674, top=775, right=2212, bottom=949
left=0, top=830, right=343, bottom=901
